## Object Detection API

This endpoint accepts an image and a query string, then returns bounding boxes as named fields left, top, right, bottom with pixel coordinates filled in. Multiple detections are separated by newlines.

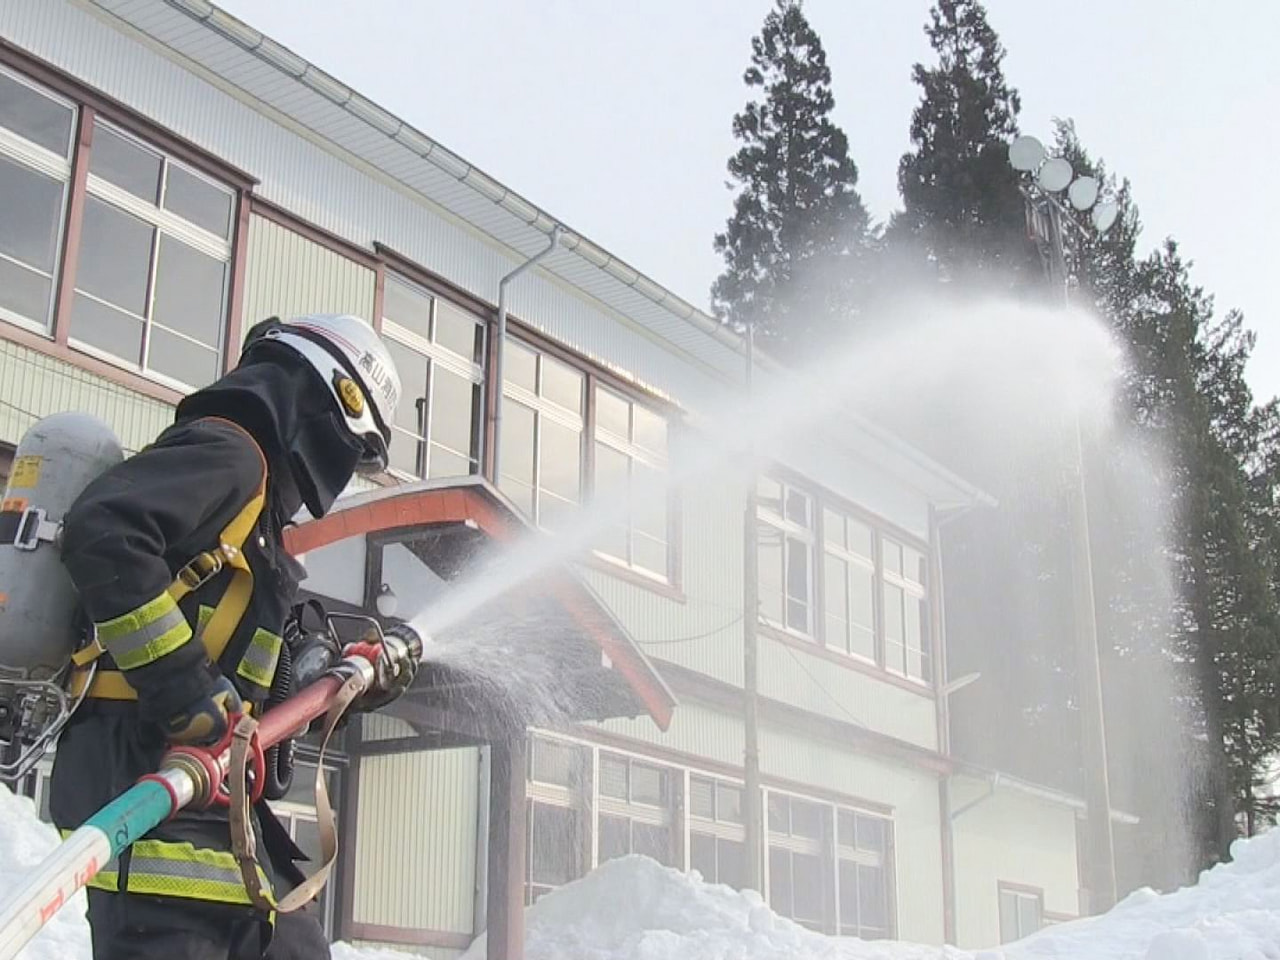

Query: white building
left=0, top=1, right=1100, bottom=955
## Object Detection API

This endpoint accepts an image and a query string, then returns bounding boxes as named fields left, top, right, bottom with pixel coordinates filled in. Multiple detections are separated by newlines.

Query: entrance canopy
left=283, top=478, right=675, bottom=740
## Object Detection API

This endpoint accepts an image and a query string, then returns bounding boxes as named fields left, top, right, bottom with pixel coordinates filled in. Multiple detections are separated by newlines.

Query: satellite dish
left=1091, top=200, right=1119, bottom=234
left=1009, top=135, right=1047, bottom=172
left=1068, top=176, right=1100, bottom=211
left=1036, top=157, right=1073, bottom=193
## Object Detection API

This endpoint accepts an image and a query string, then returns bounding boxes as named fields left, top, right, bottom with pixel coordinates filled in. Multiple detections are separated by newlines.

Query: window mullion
left=420, top=360, right=434, bottom=479
left=531, top=408, right=543, bottom=527
left=84, top=174, right=230, bottom=261
left=138, top=216, right=163, bottom=371
left=873, top=533, right=886, bottom=667
left=51, top=104, right=93, bottom=344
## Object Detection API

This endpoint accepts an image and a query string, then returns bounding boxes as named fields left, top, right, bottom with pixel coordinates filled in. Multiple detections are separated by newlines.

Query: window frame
left=0, top=47, right=254, bottom=404
left=756, top=477, right=818, bottom=639
left=590, top=381, right=673, bottom=583
left=499, top=334, right=587, bottom=530
left=595, top=750, right=679, bottom=869
left=495, top=324, right=685, bottom=595
left=758, top=471, right=936, bottom=689
left=821, top=507, right=878, bottom=666
left=68, top=117, right=236, bottom=394
left=879, top=534, right=931, bottom=684
left=525, top=734, right=592, bottom=904
left=0, top=63, right=76, bottom=338
left=525, top=731, right=897, bottom=938
left=835, top=806, right=894, bottom=939
left=380, top=272, right=487, bottom=482
left=998, top=882, right=1044, bottom=943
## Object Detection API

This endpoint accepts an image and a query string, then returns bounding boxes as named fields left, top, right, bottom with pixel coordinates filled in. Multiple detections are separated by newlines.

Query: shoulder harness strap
left=71, top=418, right=269, bottom=699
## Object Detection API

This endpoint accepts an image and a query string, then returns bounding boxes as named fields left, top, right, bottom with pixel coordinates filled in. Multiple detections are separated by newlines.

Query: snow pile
left=460, top=847, right=1280, bottom=960
left=4, top=778, right=1280, bottom=960
left=0, top=786, right=94, bottom=960
left=461, top=856, right=962, bottom=960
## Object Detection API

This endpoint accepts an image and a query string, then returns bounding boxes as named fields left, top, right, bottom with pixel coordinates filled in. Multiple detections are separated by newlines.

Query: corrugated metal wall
left=758, top=637, right=939, bottom=750
left=598, top=700, right=744, bottom=768
left=241, top=214, right=376, bottom=335
left=950, top=775, right=1081, bottom=946
left=359, top=713, right=418, bottom=743
left=0, top=340, right=173, bottom=453
left=353, top=747, right=480, bottom=934
left=581, top=478, right=745, bottom=686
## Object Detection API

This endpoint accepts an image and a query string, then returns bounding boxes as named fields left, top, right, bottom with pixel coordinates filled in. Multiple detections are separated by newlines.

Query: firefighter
left=49, top=314, right=402, bottom=960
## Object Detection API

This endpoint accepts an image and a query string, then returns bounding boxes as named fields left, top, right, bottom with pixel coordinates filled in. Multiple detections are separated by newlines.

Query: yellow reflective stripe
left=59, top=829, right=119, bottom=892
left=236, top=628, right=281, bottom=689
left=196, top=605, right=214, bottom=637
left=126, top=840, right=275, bottom=907
left=96, top=592, right=192, bottom=671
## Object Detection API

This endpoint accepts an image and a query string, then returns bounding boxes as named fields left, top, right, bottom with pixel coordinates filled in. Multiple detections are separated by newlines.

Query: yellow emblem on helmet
left=337, top=377, right=365, bottom=416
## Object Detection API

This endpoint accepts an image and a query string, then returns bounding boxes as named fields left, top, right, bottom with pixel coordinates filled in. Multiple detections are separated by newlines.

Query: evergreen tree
left=711, top=0, right=870, bottom=355
left=892, top=0, right=1039, bottom=291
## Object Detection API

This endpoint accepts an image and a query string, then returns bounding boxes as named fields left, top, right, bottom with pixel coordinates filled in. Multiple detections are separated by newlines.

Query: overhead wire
left=777, top=640, right=870, bottom=730
left=637, top=614, right=744, bottom=648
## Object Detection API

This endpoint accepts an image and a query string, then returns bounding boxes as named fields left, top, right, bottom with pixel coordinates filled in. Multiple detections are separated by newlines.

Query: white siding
left=758, top=637, right=939, bottom=750
left=354, top=747, right=480, bottom=934
left=0, top=340, right=173, bottom=454
left=598, top=701, right=743, bottom=768
left=950, top=776, right=1081, bottom=948
left=241, top=214, right=376, bottom=335
left=581, top=477, right=745, bottom=686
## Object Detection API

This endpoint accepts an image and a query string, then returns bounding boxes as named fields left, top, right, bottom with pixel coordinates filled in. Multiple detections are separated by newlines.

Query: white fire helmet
left=260, top=314, right=401, bottom=473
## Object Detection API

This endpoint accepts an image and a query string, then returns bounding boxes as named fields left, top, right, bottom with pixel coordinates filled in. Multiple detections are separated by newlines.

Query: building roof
left=284, top=477, right=677, bottom=733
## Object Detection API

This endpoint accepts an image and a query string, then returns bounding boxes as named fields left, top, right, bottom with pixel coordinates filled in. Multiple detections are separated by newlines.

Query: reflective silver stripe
left=128, top=855, right=245, bottom=886
left=236, top=629, right=281, bottom=688
left=102, top=605, right=189, bottom=666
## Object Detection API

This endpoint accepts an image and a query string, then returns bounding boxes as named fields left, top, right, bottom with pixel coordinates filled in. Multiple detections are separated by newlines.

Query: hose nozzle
left=383, top=621, right=425, bottom=667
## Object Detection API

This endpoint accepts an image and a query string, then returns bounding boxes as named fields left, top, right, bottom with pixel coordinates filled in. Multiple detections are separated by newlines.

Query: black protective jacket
left=51, top=411, right=312, bottom=925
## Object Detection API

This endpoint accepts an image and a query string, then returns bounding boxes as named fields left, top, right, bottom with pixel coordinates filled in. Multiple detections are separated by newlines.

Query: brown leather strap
left=273, top=672, right=365, bottom=913
left=227, top=672, right=365, bottom=914
left=229, top=714, right=275, bottom=913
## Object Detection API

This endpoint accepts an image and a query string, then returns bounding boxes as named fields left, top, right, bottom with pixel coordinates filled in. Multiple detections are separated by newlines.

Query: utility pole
left=742, top=322, right=763, bottom=892
left=1023, top=162, right=1119, bottom=913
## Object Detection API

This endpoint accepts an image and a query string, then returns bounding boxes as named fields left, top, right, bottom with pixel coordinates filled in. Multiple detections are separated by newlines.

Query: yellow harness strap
left=70, top=420, right=268, bottom=701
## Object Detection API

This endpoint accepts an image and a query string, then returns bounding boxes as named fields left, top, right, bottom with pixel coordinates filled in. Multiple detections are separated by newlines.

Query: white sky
left=215, top=1, right=1279, bottom=398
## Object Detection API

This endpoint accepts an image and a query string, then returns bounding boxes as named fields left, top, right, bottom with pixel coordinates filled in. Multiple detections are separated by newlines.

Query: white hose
left=0, top=824, right=111, bottom=960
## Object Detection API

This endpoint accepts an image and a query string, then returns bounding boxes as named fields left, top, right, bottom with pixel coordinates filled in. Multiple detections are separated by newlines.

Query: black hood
left=175, top=342, right=363, bottom=519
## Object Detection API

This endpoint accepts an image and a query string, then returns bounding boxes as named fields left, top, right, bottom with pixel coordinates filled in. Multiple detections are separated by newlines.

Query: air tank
left=0, top=413, right=123, bottom=679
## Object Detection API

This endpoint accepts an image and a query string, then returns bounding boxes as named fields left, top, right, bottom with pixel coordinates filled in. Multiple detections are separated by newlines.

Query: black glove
left=163, top=674, right=243, bottom=746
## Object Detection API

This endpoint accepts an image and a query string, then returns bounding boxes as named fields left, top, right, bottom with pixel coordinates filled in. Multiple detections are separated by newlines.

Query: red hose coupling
left=342, top=640, right=382, bottom=667
left=159, top=712, right=265, bottom=810
left=160, top=745, right=224, bottom=810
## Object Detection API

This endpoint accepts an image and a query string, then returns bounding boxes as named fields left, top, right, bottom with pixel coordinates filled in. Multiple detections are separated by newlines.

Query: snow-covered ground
left=3, top=783, right=1277, bottom=960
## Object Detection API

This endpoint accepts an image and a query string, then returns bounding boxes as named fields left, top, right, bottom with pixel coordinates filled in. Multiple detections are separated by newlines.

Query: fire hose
left=0, top=621, right=423, bottom=960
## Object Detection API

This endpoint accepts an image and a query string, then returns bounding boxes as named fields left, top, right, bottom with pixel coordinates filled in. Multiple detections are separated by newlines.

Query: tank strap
left=0, top=506, right=59, bottom=550
left=70, top=418, right=269, bottom=700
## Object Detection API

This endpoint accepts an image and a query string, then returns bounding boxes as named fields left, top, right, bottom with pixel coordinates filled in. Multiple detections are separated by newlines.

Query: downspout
left=933, top=503, right=978, bottom=946
left=489, top=226, right=563, bottom=480
left=950, top=773, right=1002, bottom=820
